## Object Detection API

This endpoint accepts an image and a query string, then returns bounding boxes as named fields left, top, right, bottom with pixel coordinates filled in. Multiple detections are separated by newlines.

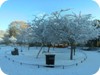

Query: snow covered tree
left=16, top=26, right=32, bottom=51
left=8, top=21, right=28, bottom=37
left=30, top=14, right=48, bottom=58
left=60, top=13, right=100, bottom=60
left=3, top=32, right=10, bottom=44
left=30, top=9, right=100, bottom=60
left=45, top=10, right=100, bottom=60
left=43, top=9, right=70, bottom=51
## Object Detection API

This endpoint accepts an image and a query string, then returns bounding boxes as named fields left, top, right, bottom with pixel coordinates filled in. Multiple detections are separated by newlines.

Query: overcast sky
left=0, top=0, right=100, bottom=30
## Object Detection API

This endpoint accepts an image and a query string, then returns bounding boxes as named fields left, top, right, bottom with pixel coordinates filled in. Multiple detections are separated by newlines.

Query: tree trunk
left=36, top=45, right=43, bottom=58
left=70, top=44, right=74, bottom=60
left=73, top=44, right=76, bottom=55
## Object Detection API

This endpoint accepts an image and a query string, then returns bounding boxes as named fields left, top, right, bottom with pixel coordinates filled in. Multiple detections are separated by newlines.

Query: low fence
left=4, top=50, right=87, bottom=69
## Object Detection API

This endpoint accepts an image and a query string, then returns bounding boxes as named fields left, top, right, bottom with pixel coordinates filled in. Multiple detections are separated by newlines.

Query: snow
left=0, top=45, right=100, bottom=75
left=5, top=48, right=86, bottom=66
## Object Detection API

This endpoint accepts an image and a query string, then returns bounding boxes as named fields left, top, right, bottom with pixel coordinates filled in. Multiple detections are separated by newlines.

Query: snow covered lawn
left=0, top=45, right=100, bottom=75
left=5, top=47, right=86, bottom=66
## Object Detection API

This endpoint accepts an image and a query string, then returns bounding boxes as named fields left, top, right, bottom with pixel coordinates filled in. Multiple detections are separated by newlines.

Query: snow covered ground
left=0, top=45, right=100, bottom=75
